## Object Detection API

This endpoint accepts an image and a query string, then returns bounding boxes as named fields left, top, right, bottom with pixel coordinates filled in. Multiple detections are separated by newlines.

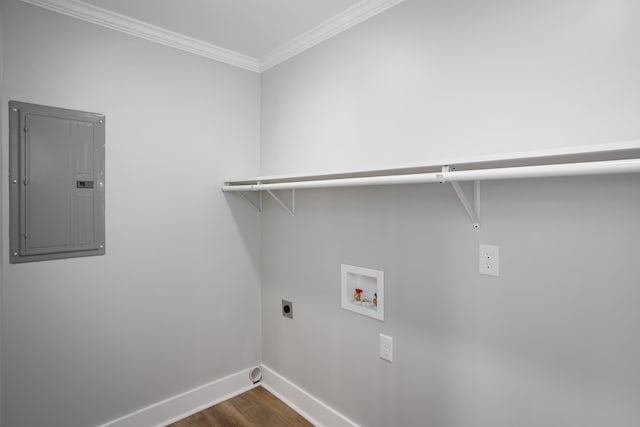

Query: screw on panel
left=12, top=179, right=17, bottom=184
left=12, top=252, right=18, bottom=256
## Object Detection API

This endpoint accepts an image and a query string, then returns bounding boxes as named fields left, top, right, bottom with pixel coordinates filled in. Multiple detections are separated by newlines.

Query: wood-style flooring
left=167, top=386, right=314, bottom=427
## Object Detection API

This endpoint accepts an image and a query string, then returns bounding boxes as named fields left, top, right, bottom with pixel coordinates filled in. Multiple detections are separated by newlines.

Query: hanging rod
left=222, top=142, right=640, bottom=226
left=222, top=158, right=640, bottom=192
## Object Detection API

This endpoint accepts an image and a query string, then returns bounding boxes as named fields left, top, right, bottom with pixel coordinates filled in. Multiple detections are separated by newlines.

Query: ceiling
left=22, top=0, right=405, bottom=71
left=80, top=0, right=363, bottom=59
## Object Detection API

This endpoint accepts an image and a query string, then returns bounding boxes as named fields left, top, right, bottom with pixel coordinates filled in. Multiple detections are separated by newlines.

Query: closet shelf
left=222, top=141, right=640, bottom=228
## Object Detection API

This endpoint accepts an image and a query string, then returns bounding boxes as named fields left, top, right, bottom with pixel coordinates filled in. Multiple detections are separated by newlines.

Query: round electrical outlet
left=282, top=300, right=293, bottom=318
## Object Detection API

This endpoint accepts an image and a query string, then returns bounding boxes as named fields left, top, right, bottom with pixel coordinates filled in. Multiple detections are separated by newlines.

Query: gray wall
left=261, top=180, right=640, bottom=427
left=0, top=4, right=4, bottom=422
left=260, top=0, right=640, bottom=426
left=261, top=0, right=640, bottom=175
left=0, top=1, right=261, bottom=426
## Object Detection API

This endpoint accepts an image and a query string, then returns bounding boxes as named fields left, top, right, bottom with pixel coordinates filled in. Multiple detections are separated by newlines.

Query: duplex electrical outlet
left=479, top=244, right=500, bottom=276
left=380, top=334, right=393, bottom=362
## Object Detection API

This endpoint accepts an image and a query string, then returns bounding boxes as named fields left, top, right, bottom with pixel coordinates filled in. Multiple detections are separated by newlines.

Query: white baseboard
left=260, top=364, right=358, bottom=427
left=99, top=367, right=258, bottom=427
left=98, top=365, right=357, bottom=427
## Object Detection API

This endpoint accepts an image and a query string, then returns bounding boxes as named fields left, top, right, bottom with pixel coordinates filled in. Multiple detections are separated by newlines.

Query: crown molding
left=20, top=0, right=405, bottom=74
left=19, top=0, right=261, bottom=72
left=258, top=0, right=406, bottom=72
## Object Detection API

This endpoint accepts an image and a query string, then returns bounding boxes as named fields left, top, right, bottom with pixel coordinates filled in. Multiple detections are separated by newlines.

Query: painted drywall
left=261, top=0, right=640, bottom=175
left=260, top=181, right=640, bottom=427
left=260, top=0, right=640, bottom=426
left=0, top=4, right=4, bottom=422
left=0, top=1, right=261, bottom=426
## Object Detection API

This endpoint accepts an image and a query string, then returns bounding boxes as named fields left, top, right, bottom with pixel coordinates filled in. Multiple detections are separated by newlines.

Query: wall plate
left=479, top=244, right=500, bottom=276
left=282, top=299, right=293, bottom=319
left=341, top=264, right=384, bottom=321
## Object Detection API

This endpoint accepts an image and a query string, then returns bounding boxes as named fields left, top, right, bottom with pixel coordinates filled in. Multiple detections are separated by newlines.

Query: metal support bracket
left=266, top=189, right=295, bottom=216
left=450, top=179, right=481, bottom=229
left=233, top=187, right=296, bottom=216
left=441, top=166, right=480, bottom=228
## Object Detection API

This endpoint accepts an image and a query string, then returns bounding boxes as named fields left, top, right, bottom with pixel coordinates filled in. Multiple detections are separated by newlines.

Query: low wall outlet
left=479, top=244, right=500, bottom=276
left=380, top=334, right=393, bottom=362
left=282, top=300, right=293, bottom=319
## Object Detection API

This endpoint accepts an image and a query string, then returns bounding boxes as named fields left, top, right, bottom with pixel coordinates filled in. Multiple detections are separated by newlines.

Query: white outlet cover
left=479, top=244, right=500, bottom=276
left=380, top=333, right=393, bottom=362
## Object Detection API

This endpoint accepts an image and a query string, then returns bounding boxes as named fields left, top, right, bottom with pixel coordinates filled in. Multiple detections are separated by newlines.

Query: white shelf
left=222, top=140, right=640, bottom=228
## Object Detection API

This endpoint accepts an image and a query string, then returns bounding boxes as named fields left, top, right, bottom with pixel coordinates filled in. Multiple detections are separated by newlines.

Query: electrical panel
left=9, top=101, right=105, bottom=263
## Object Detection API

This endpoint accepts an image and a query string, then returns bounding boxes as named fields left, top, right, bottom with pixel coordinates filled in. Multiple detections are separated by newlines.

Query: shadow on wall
left=224, top=192, right=261, bottom=272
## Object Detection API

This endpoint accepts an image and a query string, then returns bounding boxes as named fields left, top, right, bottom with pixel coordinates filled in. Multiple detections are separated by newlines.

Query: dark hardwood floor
left=167, top=386, right=314, bottom=427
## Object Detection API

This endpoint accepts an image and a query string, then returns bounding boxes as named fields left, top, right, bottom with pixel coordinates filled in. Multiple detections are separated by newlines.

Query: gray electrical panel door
left=9, top=101, right=105, bottom=263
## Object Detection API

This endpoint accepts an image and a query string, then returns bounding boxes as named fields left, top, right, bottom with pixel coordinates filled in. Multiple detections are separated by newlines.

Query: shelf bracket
left=237, top=190, right=262, bottom=213
left=266, top=189, right=295, bottom=216
left=450, top=179, right=480, bottom=229
left=441, top=166, right=480, bottom=229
